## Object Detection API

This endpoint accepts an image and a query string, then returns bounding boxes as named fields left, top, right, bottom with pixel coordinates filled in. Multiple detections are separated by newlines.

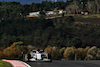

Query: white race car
left=23, top=49, right=52, bottom=62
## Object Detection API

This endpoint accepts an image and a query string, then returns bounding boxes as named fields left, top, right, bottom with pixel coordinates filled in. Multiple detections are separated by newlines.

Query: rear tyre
left=23, top=54, right=28, bottom=62
left=48, top=54, right=52, bottom=62
left=23, top=54, right=31, bottom=62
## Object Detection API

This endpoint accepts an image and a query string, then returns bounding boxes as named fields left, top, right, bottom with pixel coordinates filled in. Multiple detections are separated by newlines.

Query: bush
left=0, top=51, right=4, bottom=59
left=45, top=46, right=61, bottom=60
left=3, top=42, right=28, bottom=60
left=86, top=55, right=93, bottom=60
left=44, top=46, right=52, bottom=54
left=3, top=47, right=12, bottom=59
left=62, top=16, right=74, bottom=24
left=63, top=47, right=75, bottom=60
left=86, top=46, right=98, bottom=60
left=27, top=45, right=37, bottom=53
left=96, top=50, right=100, bottom=60
left=75, top=48, right=86, bottom=60
left=60, top=47, right=65, bottom=58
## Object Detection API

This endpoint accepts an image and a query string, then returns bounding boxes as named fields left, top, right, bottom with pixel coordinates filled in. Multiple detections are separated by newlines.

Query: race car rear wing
left=31, top=50, right=44, bottom=53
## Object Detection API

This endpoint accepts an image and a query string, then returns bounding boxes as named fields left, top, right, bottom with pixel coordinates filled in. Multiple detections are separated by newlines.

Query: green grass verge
left=0, top=60, right=12, bottom=67
left=81, top=14, right=100, bottom=18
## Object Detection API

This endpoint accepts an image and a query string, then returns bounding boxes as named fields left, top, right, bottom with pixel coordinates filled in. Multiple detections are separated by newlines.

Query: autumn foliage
left=45, top=46, right=61, bottom=60
left=1, top=41, right=100, bottom=60
left=3, top=41, right=27, bottom=59
left=63, top=47, right=75, bottom=60
left=0, top=51, right=4, bottom=59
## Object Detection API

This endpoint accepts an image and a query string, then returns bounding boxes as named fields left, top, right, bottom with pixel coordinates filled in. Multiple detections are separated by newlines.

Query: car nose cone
left=37, top=54, right=42, bottom=60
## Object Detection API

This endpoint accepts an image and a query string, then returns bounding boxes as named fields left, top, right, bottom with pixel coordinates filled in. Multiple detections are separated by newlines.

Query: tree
left=96, top=49, right=100, bottom=60
left=73, top=0, right=80, bottom=14
left=63, top=47, right=75, bottom=60
left=27, top=45, right=37, bottom=52
left=3, top=47, right=12, bottom=59
left=53, top=7, right=59, bottom=15
left=0, top=34, right=15, bottom=47
left=41, top=1, right=53, bottom=11
left=0, top=51, right=4, bottom=59
left=60, top=47, right=65, bottom=58
left=87, top=1, right=96, bottom=13
left=67, top=37, right=82, bottom=48
left=86, top=46, right=98, bottom=60
left=66, top=0, right=79, bottom=14
left=44, top=46, right=52, bottom=54
left=3, top=42, right=28, bottom=59
left=95, top=0, right=100, bottom=13
left=39, top=10, right=46, bottom=18
left=75, top=48, right=85, bottom=60
left=62, top=16, right=74, bottom=25
left=45, top=46, right=61, bottom=60
left=22, top=4, right=31, bottom=16
left=31, top=3, right=40, bottom=11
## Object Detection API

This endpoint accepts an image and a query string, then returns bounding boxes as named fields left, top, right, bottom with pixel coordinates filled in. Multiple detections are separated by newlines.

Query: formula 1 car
left=23, top=49, right=52, bottom=62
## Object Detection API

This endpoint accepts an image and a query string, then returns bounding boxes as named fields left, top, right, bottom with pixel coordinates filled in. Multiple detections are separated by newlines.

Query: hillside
left=0, top=1, right=100, bottom=48
left=0, top=16, right=100, bottom=48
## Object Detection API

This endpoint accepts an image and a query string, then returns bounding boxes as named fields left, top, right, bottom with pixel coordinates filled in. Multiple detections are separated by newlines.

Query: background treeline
left=1, top=42, right=100, bottom=60
left=1, top=17, right=100, bottom=48
left=0, top=0, right=100, bottom=19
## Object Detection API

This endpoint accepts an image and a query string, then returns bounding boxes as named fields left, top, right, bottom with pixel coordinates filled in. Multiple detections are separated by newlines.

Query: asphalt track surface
left=27, top=60, right=100, bottom=67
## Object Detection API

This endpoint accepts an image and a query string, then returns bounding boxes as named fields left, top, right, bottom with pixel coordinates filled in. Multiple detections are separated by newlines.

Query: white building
left=29, top=12, right=39, bottom=15
left=27, top=10, right=66, bottom=17
left=27, top=11, right=40, bottom=17
left=58, top=10, right=63, bottom=14
left=46, top=11, right=54, bottom=15
left=58, top=10, right=67, bottom=14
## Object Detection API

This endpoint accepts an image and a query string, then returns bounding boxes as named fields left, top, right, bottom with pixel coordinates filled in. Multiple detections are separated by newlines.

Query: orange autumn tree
left=45, top=46, right=61, bottom=60
left=75, top=48, right=85, bottom=60
left=3, top=41, right=27, bottom=59
left=27, top=45, right=37, bottom=53
left=0, top=46, right=6, bottom=59
left=0, top=51, right=4, bottom=59
left=63, top=47, right=75, bottom=60
left=44, top=46, right=52, bottom=54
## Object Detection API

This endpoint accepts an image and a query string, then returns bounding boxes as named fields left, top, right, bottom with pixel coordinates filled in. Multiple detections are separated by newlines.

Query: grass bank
left=0, top=60, right=12, bottom=67
left=77, top=14, right=100, bottom=18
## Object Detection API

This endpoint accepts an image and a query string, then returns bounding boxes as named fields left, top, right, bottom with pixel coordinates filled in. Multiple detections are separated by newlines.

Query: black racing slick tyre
left=23, top=54, right=31, bottom=62
left=48, top=54, right=52, bottom=62
left=23, top=54, right=28, bottom=62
